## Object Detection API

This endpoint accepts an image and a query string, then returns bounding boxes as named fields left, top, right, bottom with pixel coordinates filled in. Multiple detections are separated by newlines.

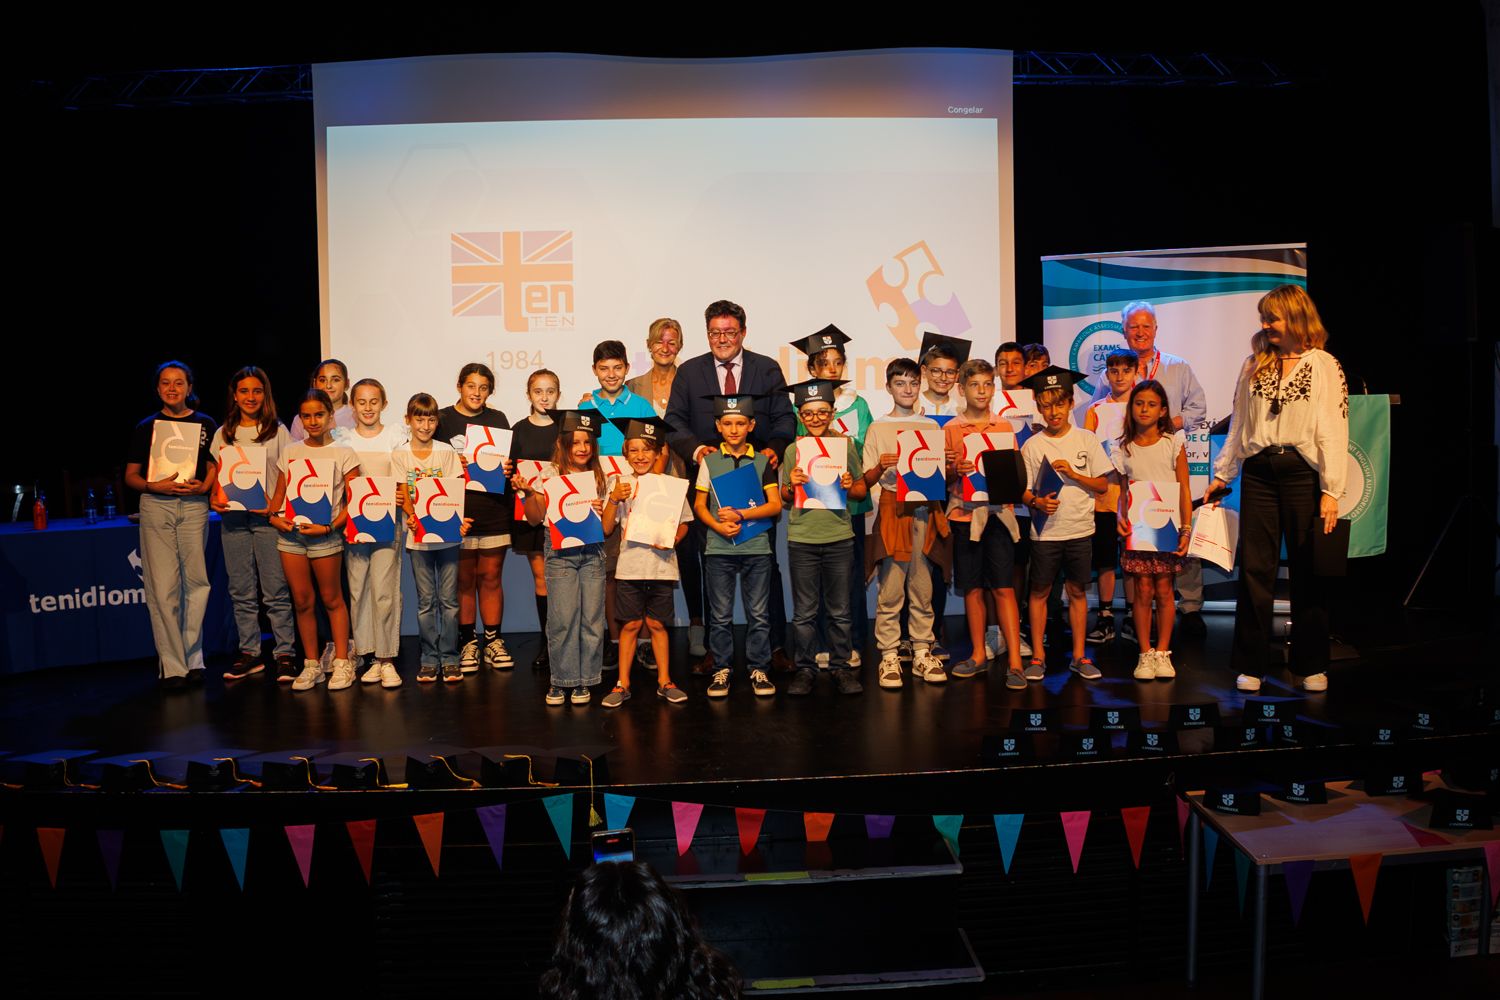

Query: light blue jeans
left=409, top=545, right=459, bottom=667
left=139, top=494, right=211, bottom=678
left=219, top=511, right=295, bottom=657
left=545, top=539, right=605, bottom=689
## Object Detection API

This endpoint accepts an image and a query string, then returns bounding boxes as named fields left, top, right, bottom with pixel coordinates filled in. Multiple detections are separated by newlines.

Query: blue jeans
left=790, top=539, right=854, bottom=670
left=409, top=546, right=459, bottom=667
left=545, top=540, right=605, bottom=688
left=139, top=494, right=211, bottom=678
left=704, top=553, right=772, bottom=675
left=219, top=511, right=295, bottom=657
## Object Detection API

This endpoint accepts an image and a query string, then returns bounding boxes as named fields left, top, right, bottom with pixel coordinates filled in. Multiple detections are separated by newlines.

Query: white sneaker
left=361, top=660, right=384, bottom=684
left=1133, top=650, right=1157, bottom=680
left=1236, top=673, right=1262, bottom=693
left=848, top=650, right=862, bottom=668
left=459, top=638, right=480, bottom=672
left=985, top=625, right=1004, bottom=660
left=877, top=653, right=903, bottom=689
left=378, top=663, right=402, bottom=689
left=688, top=624, right=707, bottom=658
left=912, top=649, right=948, bottom=684
left=484, top=637, right=514, bottom=670
left=328, top=658, right=356, bottom=690
left=1302, top=672, right=1328, bottom=692
left=291, top=659, right=325, bottom=691
left=1153, top=649, right=1176, bottom=679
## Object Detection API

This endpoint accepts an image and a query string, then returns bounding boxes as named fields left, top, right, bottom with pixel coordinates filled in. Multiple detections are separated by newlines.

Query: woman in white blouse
left=1208, top=285, right=1348, bottom=694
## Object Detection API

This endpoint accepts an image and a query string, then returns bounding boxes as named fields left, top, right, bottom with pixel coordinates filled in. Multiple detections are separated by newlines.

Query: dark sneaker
left=570, top=686, right=591, bottom=705
left=545, top=686, right=566, bottom=706
left=1178, top=611, right=1207, bottom=638
left=931, top=643, right=951, bottom=662
left=601, top=686, right=631, bottom=709
left=1005, top=670, right=1027, bottom=690
left=275, top=654, right=298, bottom=683
left=832, top=668, right=864, bottom=695
left=707, top=669, right=731, bottom=698
left=484, top=637, right=514, bottom=670
left=532, top=645, right=550, bottom=671
left=787, top=669, right=816, bottom=696
left=1023, top=659, right=1046, bottom=682
left=417, top=664, right=439, bottom=683
left=657, top=682, right=688, bottom=704
left=442, top=663, right=463, bottom=683
left=459, top=639, right=480, bottom=670
left=637, top=642, right=655, bottom=668
left=1085, top=613, right=1115, bottom=644
left=603, top=641, right=619, bottom=670
left=771, top=647, right=796, bottom=674
left=224, top=653, right=263, bottom=680
left=750, top=669, right=776, bottom=697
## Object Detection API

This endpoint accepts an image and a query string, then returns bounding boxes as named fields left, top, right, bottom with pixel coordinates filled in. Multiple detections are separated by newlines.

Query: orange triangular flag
left=1121, top=805, right=1150, bottom=869
left=413, top=812, right=443, bottom=877
left=736, top=808, right=766, bottom=855
left=803, top=812, right=835, bottom=843
left=1349, top=852, right=1382, bottom=924
left=37, top=827, right=65, bottom=888
left=346, top=820, right=376, bottom=884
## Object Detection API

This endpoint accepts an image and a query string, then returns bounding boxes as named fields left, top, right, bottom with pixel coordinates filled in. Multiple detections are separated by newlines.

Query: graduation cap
left=918, top=331, right=972, bottom=365
left=1022, top=365, right=1087, bottom=396
left=556, top=409, right=601, bottom=436
left=701, top=392, right=759, bottom=418
left=784, top=378, right=847, bottom=409
left=790, top=324, right=851, bottom=359
left=608, top=415, right=669, bottom=446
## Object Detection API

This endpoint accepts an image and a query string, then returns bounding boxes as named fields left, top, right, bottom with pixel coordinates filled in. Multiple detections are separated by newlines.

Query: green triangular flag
left=933, top=814, right=963, bottom=857
left=220, top=828, right=250, bottom=890
left=543, top=794, right=573, bottom=859
left=1202, top=826, right=1219, bottom=890
left=160, top=829, right=189, bottom=890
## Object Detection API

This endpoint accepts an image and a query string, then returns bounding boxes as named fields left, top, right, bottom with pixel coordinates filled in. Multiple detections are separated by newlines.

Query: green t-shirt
left=797, top=393, right=873, bottom=516
left=780, top=435, right=863, bottom=545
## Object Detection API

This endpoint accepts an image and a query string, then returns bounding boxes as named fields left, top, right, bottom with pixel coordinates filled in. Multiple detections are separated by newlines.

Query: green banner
left=1342, top=395, right=1390, bottom=558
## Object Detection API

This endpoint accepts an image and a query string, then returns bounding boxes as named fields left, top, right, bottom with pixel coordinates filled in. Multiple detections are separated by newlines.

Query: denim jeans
left=219, top=510, right=295, bottom=657
left=409, top=545, right=459, bottom=667
left=789, top=539, right=854, bottom=671
left=815, top=526, right=867, bottom=652
left=139, top=494, right=211, bottom=678
left=704, top=553, right=773, bottom=674
left=545, top=540, right=605, bottom=688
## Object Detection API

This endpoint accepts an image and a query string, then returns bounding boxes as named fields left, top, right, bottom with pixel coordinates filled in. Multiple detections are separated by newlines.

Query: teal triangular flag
left=160, top=829, right=189, bottom=890
left=932, top=814, right=963, bottom=857
left=543, top=794, right=573, bottom=859
left=604, top=793, right=635, bottom=832
left=220, top=828, right=250, bottom=890
left=1235, top=849, right=1251, bottom=914
left=993, top=814, right=1024, bottom=874
left=1202, top=826, right=1219, bottom=890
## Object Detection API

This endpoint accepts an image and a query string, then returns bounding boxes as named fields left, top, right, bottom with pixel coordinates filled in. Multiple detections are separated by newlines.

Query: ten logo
left=451, top=231, right=575, bottom=332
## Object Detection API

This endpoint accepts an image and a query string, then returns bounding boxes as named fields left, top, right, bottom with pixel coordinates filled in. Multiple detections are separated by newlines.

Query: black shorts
left=1028, top=537, right=1092, bottom=592
left=1091, top=512, right=1120, bottom=570
left=1013, top=517, right=1032, bottom=569
left=952, top=517, right=1016, bottom=592
left=615, top=578, right=675, bottom=624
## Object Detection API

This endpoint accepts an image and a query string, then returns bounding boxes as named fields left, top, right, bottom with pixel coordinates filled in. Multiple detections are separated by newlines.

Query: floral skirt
left=1121, top=549, right=1184, bottom=576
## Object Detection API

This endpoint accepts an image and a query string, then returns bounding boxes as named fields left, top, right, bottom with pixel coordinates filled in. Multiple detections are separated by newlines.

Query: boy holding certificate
left=693, top=393, right=783, bottom=699
left=779, top=379, right=867, bottom=696
left=1082, top=349, right=1138, bottom=645
left=599, top=416, right=694, bottom=708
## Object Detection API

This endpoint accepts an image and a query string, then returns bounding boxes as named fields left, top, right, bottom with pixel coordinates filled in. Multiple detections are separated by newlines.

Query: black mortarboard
left=784, top=378, right=847, bottom=409
left=608, top=415, right=669, bottom=445
left=790, top=324, right=851, bottom=358
left=1023, top=365, right=1088, bottom=395
left=557, top=409, right=601, bottom=436
left=919, top=331, right=972, bottom=365
left=701, top=393, right=758, bottom=418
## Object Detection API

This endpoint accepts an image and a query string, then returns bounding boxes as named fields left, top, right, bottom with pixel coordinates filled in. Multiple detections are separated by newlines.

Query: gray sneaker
left=950, top=658, right=987, bottom=679
left=1069, top=657, right=1102, bottom=681
left=601, top=686, right=631, bottom=709
left=1022, top=659, right=1046, bottom=681
left=1005, top=670, right=1027, bottom=691
left=657, top=683, right=688, bottom=704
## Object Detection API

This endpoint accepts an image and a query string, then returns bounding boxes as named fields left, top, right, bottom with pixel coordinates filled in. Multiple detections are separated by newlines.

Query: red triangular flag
left=346, top=820, right=376, bottom=884
left=1349, top=853, right=1382, bottom=924
left=413, top=812, right=443, bottom=877
left=1121, top=806, right=1150, bottom=869
left=672, top=802, right=704, bottom=856
left=37, top=827, right=65, bottom=888
left=1401, top=821, right=1450, bottom=848
left=1060, top=811, right=1091, bottom=873
left=736, top=808, right=766, bottom=855
left=284, top=824, right=315, bottom=887
left=803, top=812, right=835, bottom=843
left=1484, top=843, right=1500, bottom=907
left=1176, top=798, right=1189, bottom=850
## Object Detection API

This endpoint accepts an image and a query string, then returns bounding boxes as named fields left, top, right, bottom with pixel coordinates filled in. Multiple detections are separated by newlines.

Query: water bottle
left=103, top=485, right=117, bottom=519
left=32, top=488, right=48, bottom=531
left=84, top=488, right=98, bottom=525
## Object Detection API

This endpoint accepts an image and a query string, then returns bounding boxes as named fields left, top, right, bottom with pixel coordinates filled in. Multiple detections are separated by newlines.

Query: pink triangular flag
left=1060, top=811, right=1090, bottom=873
left=346, top=820, right=376, bottom=884
left=736, top=808, right=766, bottom=855
left=672, top=802, right=704, bottom=856
left=1484, top=842, right=1500, bottom=907
left=1176, top=798, right=1189, bottom=851
left=413, top=812, right=443, bottom=877
left=1401, top=821, right=1450, bottom=848
left=37, top=827, right=65, bottom=888
left=1349, top=853, right=1382, bottom=924
left=804, top=812, right=835, bottom=843
left=1121, top=806, right=1150, bottom=869
left=284, top=824, right=315, bottom=887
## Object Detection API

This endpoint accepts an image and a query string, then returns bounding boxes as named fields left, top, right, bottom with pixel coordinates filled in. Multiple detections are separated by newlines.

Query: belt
left=1260, top=445, right=1299, bottom=456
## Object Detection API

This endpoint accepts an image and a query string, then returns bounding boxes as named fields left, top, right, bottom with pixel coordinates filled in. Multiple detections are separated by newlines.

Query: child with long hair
left=344, top=378, right=409, bottom=687
left=509, top=369, right=561, bottom=670
left=289, top=358, right=355, bottom=441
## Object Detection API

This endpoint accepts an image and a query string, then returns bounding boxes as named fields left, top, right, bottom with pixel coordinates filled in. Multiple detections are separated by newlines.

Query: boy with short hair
left=919, top=333, right=968, bottom=417
left=1083, top=350, right=1137, bottom=643
left=693, top=393, right=783, bottom=699
left=1021, top=344, right=1052, bottom=377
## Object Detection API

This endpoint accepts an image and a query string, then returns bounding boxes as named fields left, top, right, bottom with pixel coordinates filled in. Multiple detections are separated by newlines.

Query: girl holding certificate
left=124, top=360, right=219, bottom=690
left=509, top=369, right=562, bottom=671
left=289, top=358, right=356, bottom=442
left=344, top=378, right=408, bottom=689
left=212, top=366, right=296, bottom=682
left=270, top=390, right=361, bottom=692
left=1112, top=380, right=1192, bottom=681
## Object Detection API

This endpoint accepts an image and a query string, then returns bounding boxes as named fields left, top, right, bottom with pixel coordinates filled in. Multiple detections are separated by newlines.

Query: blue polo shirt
left=580, top=386, right=657, bottom=456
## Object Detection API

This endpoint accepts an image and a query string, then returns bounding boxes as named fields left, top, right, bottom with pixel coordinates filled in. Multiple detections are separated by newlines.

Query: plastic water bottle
left=32, top=488, right=48, bottom=531
left=103, top=485, right=117, bottom=519
left=84, top=488, right=98, bottom=525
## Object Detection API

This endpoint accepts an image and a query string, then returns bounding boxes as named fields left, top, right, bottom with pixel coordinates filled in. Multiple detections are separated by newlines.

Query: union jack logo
left=451, top=230, right=574, bottom=332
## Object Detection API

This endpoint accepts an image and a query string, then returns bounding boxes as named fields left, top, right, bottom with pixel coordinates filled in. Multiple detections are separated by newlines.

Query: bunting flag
left=604, top=793, right=635, bottom=832
left=1235, top=850, right=1252, bottom=914
left=803, top=812, right=835, bottom=843
left=1349, top=853, right=1382, bottom=924
left=1284, top=860, right=1315, bottom=926
left=1401, top=822, right=1450, bottom=848
left=543, top=794, right=573, bottom=859
left=1120, top=806, right=1150, bottom=869
left=736, top=808, right=766, bottom=855
left=412, top=812, right=443, bottom=876
left=1176, top=798, right=1189, bottom=850
left=672, top=802, right=704, bottom=856
left=1485, top=843, right=1500, bottom=907
left=1202, top=827, right=1219, bottom=889
left=285, top=824, right=316, bottom=887
left=220, top=828, right=250, bottom=890
left=864, top=814, right=895, bottom=840
left=160, top=829, right=189, bottom=890
left=476, top=805, right=506, bottom=871
left=932, top=814, right=963, bottom=857
left=1060, top=811, right=1090, bottom=873
left=993, top=814, right=1024, bottom=874
left=346, top=820, right=376, bottom=884
left=37, top=827, right=65, bottom=888
left=97, top=829, right=124, bottom=890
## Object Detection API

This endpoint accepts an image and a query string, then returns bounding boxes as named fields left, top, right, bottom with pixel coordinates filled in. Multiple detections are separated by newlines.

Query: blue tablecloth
left=0, top=516, right=232, bottom=674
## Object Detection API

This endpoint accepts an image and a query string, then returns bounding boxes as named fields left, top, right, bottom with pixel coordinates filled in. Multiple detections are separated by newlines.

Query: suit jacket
left=665, top=348, right=795, bottom=468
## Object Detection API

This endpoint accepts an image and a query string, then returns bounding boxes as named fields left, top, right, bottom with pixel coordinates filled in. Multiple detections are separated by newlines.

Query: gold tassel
left=584, top=754, right=602, bottom=828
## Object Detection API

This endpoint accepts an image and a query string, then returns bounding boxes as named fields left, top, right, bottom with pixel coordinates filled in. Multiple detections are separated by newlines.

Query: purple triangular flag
left=993, top=814, right=1023, bottom=874
left=864, top=814, right=895, bottom=840
left=1284, top=859, right=1315, bottom=926
left=477, top=804, right=506, bottom=871
left=97, top=829, right=125, bottom=890
left=1202, top=826, right=1219, bottom=889
left=160, top=829, right=189, bottom=890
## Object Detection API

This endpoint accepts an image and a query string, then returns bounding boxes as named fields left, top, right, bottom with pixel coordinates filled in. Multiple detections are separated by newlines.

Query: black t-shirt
left=126, top=411, right=219, bottom=488
left=509, top=417, right=560, bottom=463
left=438, top=404, right=512, bottom=535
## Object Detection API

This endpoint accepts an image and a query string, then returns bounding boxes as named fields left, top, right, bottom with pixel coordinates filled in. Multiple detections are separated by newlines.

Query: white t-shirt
left=219, top=422, right=290, bottom=496
left=608, top=472, right=694, bottom=581
left=390, top=441, right=462, bottom=550
left=1111, top=431, right=1186, bottom=484
left=284, top=441, right=360, bottom=524
left=338, top=423, right=409, bottom=478
left=862, top=413, right=941, bottom=501
left=1021, top=425, right=1111, bottom=542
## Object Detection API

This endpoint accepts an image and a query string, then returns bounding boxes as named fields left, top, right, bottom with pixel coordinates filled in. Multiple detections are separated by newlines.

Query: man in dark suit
left=667, top=300, right=795, bottom=672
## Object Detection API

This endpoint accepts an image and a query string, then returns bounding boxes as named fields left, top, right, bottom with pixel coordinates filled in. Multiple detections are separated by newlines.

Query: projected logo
left=451, top=230, right=574, bottom=333
left=866, top=241, right=972, bottom=350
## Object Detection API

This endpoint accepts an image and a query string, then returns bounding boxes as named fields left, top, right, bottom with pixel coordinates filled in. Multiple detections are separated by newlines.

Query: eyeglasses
left=708, top=329, right=743, bottom=341
left=924, top=367, right=959, bottom=381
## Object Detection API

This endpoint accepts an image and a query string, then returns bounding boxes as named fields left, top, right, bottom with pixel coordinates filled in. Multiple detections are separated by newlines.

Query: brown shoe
left=771, top=647, right=796, bottom=674
left=690, top=650, right=717, bottom=676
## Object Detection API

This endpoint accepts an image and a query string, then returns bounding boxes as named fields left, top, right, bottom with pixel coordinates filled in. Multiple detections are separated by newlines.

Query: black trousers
left=1232, top=450, right=1330, bottom=678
